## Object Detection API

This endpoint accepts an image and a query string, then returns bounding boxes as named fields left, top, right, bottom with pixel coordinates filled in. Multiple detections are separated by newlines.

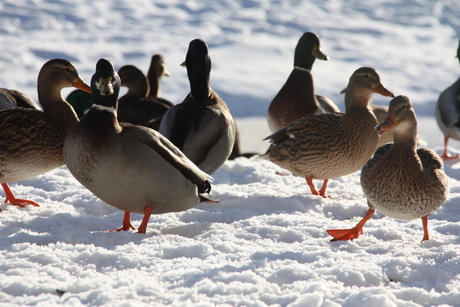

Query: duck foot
left=2, top=183, right=39, bottom=208
left=306, top=178, right=329, bottom=198
left=109, top=211, right=135, bottom=232
left=327, top=209, right=375, bottom=241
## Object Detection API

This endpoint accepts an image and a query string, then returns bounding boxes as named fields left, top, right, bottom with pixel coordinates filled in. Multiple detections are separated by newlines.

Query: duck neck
left=392, top=117, right=418, bottom=151
left=344, top=87, right=374, bottom=111
left=291, top=67, right=319, bottom=111
left=38, top=78, right=78, bottom=129
left=294, top=50, right=315, bottom=70
left=147, top=71, right=161, bottom=98
left=187, top=56, right=211, bottom=100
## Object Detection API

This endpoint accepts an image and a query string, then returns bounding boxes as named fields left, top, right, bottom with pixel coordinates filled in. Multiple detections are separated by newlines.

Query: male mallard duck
left=328, top=95, right=449, bottom=242
left=0, top=88, right=40, bottom=110
left=262, top=67, right=394, bottom=197
left=159, top=39, right=236, bottom=175
left=435, top=39, right=460, bottom=159
left=0, top=59, right=90, bottom=207
left=267, top=32, right=340, bottom=133
left=64, top=58, right=216, bottom=234
left=117, top=63, right=173, bottom=130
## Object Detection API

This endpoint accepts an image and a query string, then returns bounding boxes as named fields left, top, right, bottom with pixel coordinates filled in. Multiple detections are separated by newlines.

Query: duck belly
left=65, top=141, right=201, bottom=215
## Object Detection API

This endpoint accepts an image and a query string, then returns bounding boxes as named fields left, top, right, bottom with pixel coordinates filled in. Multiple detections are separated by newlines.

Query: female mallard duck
left=117, top=63, right=173, bottom=130
left=0, top=59, right=90, bottom=207
left=267, top=32, right=340, bottom=132
left=0, top=88, right=40, bottom=110
left=64, top=58, right=216, bottom=234
left=328, top=95, right=449, bottom=242
left=159, top=39, right=236, bottom=175
left=147, top=54, right=172, bottom=104
left=340, top=89, right=426, bottom=147
left=435, top=39, right=460, bottom=159
left=262, top=67, right=394, bottom=197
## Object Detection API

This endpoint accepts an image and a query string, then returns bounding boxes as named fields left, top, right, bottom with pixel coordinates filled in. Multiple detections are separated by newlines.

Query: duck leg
left=306, top=178, right=329, bottom=198
left=2, top=183, right=39, bottom=207
left=327, top=208, right=375, bottom=241
left=109, top=211, right=135, bottom=232
left=421, top=215, right=430, bottom=243
left=442, top=137, right=459, bottom=160
left=137, top=206, right=153, bottom=234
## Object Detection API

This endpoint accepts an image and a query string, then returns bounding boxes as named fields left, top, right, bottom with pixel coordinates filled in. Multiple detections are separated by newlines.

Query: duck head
left=294, top=32, right=328, bottom=70
left=91, top=58, right=121, bottom=110
left=376, top=95, right=415, bottom=136
left=182, top=39, right=211, bottom=99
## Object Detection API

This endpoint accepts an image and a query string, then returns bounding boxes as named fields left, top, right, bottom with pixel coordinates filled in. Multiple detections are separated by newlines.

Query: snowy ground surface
left=1, top=0, right=460, bottom=306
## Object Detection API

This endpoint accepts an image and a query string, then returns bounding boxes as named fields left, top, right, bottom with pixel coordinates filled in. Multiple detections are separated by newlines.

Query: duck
left=340, top=87, right=427, bottom=147
left=0, top=59, right=91, bottom=207
left=267, top=32, right=340, bottom=133
left=63, top=58, right=216, bottom=234
left=435, top=39, right=460, bottom=159
left=159, top=39, right=236, bottom=175
left=261, top=67, right=394, bottom=198
left=0, top=88, right=40, bottom=110
left=117, top=62, right=173, bottom=130
left=66, top=89, right=92, bottom=119
left=327, top=95, right=449, bottom=242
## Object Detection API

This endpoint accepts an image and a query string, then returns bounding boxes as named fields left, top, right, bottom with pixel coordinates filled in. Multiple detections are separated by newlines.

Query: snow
left=1, top=0, right=460, bottom=306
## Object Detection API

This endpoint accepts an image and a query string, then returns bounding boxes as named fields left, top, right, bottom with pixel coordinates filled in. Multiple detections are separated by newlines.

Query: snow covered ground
left=0, top=0, right=460, bottom=306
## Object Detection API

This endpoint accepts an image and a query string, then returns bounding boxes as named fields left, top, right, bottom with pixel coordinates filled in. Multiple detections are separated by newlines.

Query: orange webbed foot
left=326, top=228, right=364, bottom=241
left=108, top=211, right=135, bottom=232
left=2, top=184, right=39, bottom=208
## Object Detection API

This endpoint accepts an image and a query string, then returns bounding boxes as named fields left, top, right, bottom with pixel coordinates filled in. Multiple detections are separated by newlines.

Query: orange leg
left=137, top=206, right=153, bottom=234
left=306, top=178, right=329, bottom=198
left=327, top=209, right=376, bottom=241
left=109, top=211, right=135, bottom=232
left=421, top=215, right=430, bottom=243
left=2, top=183, right=39, bottom=208
left=442, top=137, right=460, bottom=160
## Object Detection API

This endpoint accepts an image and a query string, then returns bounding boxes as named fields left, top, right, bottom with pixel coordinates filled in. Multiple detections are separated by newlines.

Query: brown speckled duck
left=435, top=39, right=460, bottom=159
left=262, top=67, right=394, bottom=197
left=117, top=56, right=174, bottom=130
left=267, top=32, right=340, bottom=133
left=159, top=39, right=236, bottom=175
left=64, top=58, right=216, bottom=234
left=328, top=95, right=449, bottom=242
left=0, top=59, right=90, bottom=207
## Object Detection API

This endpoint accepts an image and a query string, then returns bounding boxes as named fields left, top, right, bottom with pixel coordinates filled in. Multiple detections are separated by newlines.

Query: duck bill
left=312, top=45, right=329, bottom=61
left=373, top=83, right=395, bottom=97
left=73, top=78, right=92, bottom=93
left=97, top=77, right=114, bottom=96
left=376, top=113, right=398, bottom=135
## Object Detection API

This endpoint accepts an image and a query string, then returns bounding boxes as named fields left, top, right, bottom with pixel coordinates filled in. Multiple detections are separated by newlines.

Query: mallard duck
left=159, top=39, right=236, bottom=175
left=435, top=39, right=460, bottom=159
left=267, top=32, right=340, bottom=132
left=117, top=63, right=173, bottom=130
left=262, top=67, right=394, bottom=197
left=64, top=58, right=216, bottom=234
left=0, top=59, right=90, bottom=207
left=147, top=54, right=172, bottom=101
left=340, top=87, right=426, bottom=147
left=328, top=95, right=449, bottom=242
left=0, top=88, right=40, bottom=110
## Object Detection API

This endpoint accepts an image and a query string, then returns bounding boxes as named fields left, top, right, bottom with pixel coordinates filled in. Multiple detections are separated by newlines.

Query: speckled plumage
left=263, top=67, right=394, bottom=197
left=328, top=95, right=449, bottom=242
left=267, top=32, right=340, bottom=133
left=0, top=59, right=90, bottom=207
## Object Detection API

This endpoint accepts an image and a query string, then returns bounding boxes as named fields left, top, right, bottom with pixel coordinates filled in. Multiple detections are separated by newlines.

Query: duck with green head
left=159, top=39, right=236, bottom=175
left=267, top=32, right=340, bottom=133
left=64, top=58, right=216, bottom=234
left=435, top=39, right=460, bottom=159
